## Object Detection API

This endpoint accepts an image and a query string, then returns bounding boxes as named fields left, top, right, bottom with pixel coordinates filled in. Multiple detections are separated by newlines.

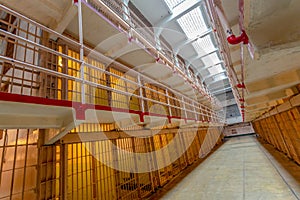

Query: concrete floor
left=157, top=135, right=300, bottom=200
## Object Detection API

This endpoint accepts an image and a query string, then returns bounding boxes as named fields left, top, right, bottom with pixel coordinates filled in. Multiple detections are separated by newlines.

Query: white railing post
left=181, top=96, right=188, bottom=120
left=192, top=102, right=198, bottom=121
left=78, top=0, right=85, bottom=104
left=165, top=89, right=172, bottom=117
left=137, top=74, right=145, bottom=113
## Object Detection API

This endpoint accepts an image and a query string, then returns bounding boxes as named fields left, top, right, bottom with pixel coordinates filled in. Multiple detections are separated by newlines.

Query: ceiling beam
left=245, top=89, right=288, bottom=106
left=195, top=61, right=224, bottom=76
left=50, top=1, right=77, bottom=39
left=202, top=70, right=227, bottom=82
left=211, top=87, right=232, bottom=95
left=186, top=49, right=219, bottom=68
left=206, top=76, right=228, bottom=85
left=246, top=69, right=300, bottom=93
left=246, top=100, right=278, bottom=112
left=170, top=81, right=185, bottom=88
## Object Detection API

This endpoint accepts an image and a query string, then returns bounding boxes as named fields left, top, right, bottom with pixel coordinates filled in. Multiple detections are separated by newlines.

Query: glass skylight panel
left=213, top=73, right=227, bottom=82
left=208, top=64, right=223, bottom=74
left=192, top=35, right=216, bottom=56
left=177, top=7, right=208, bottom=39
left=201, top=52, right=221, bottom=66
left=163, top=0, right=185, bottom=10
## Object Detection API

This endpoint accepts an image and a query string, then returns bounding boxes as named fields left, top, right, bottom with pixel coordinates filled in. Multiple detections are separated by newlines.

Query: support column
left=165, top=89, right=172, bottom=123
left=181, top=96, right=188, bottom=121
left=77, top=0, right=85, bottom=104
left=138, top=74, right=145, bottom=122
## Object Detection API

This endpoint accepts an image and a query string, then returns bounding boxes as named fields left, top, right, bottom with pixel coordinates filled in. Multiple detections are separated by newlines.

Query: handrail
left=85, top=0, right=216, bottom=102
left=204, top=0, right=242, bottom=111
left=0, top=4, right=224, bottom=123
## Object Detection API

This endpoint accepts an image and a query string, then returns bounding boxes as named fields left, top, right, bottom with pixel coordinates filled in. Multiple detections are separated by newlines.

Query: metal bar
left=0, top=28, right=81, bottom=64
left=0, top=4, right=81, bottom=47
left=61, top=144, right=68, bottom=200
left=78, top=0, right=85, bottom=104
left=87, top=0, right=211, bottom=99
left=0, top=6, right=222, bottom=122
left=21, top=130, right=30, bottom=199
left=165, top=89, right=172, bottom=117
left=137, top=74, right=145, bottom=113
left=0, top=55, right=80, bottom=80
left=0, top=4, right=213, bottom=108
left=10, top=130, right=19, bottom=198
left=0, top=130, right=7, bottom=187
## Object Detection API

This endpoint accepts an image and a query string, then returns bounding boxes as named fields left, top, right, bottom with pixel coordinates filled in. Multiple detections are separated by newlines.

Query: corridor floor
left=157, top=136, right=300, bottom=200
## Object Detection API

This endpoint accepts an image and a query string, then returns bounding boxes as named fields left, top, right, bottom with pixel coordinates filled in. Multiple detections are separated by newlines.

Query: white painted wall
left=224, top=122, right=254, bottom=137
left=226, top=116, right=242, bottom=124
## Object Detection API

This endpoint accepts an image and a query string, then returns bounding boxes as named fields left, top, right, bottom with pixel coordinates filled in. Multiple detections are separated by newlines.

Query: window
left=177, top=7, right=208, bottom=39
left=208, top=64, right=223, bottom=74
left=201, top=52, right=221, bottom=66
left=212, top=73, right=227, bottom=82
left=163, top=0, right=186, bottom=10
left=192, top=35, right=216, bottom=57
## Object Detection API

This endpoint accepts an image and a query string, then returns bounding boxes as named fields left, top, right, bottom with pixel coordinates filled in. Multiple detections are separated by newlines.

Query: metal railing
left=0, top=4, right=224, bottom=124
left=204, top=0, right=242, bottom=102
left=84, top=0, right=216, bottom=101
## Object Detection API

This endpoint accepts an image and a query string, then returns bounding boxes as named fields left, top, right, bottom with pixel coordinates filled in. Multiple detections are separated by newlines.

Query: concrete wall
left=224, top=122, right=254, bottom=137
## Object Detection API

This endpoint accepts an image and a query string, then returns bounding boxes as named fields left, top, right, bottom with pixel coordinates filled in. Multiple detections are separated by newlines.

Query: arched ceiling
left=131, top=0, right=300, bottom=123
left=131, top=0, right=241, bottom=124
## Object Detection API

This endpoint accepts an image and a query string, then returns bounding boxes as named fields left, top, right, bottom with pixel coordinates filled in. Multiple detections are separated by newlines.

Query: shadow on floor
left=257, top=137, right=300, bottom=198
left=147, top=143, right=224, bottom=200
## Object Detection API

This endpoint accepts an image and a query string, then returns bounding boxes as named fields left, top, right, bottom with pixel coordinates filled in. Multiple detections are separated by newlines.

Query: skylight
left=201, top=52, right=221, bottom=66
left=177, top=7, right=208, bottom=39
left=213, top=73, right=227, bottom=82
left=163, top=0, right=186, bottom=10
left=192, top=35, right=216, bottom=57
left=208, top=64, right=223, bottom=74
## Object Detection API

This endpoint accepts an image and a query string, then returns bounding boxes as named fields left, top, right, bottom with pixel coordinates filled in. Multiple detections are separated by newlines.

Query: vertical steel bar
left=181, top=96, right=188, bottom=120
left=21, top=130, right=30, bottom=199
left=165, top=89, right=172, bottom=117
left=61, top=144, right=68, bottom=200
left=138, top=74, right=145, bottom=113
left=0, top=130, right=7, bottom=187
left=192, top=102, right=198, bottom=121
left=10, top=129, right=19, bottom=198
left=77, top=0, right=85, bottom=104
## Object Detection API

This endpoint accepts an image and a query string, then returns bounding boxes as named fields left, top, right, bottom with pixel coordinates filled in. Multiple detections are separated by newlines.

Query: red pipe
left=227, top=30, right=249, bottom=45
left=236, top=83, right=246, bottom=89
left=239, top=98, right=245, bottom=102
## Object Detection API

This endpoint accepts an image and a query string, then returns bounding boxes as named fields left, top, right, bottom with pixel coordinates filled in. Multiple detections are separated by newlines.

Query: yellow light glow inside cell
left=58, top=57, right=63, bottom=67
